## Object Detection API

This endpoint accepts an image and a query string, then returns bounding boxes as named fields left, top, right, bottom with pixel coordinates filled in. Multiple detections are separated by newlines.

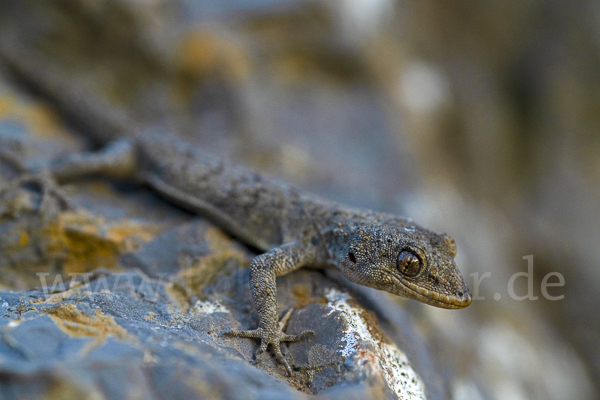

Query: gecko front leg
left=224, top=242, right=316, bottom=375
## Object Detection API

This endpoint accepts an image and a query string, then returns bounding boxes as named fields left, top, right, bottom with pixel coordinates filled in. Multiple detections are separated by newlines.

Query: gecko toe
left=254, top=346, right=266, bottom=358
left=281, top=330, right=315, bottom=342
left=223, top=312, right=312, bottom=376
left=0, top=171, right=73, bottom=216
left=273, top=344, right=293, bottom=376
left=222, top=328, right=262, bottom=338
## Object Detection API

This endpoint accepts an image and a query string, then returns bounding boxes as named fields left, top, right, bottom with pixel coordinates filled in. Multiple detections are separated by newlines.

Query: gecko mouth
left=395, top=276, right=472, bottom=309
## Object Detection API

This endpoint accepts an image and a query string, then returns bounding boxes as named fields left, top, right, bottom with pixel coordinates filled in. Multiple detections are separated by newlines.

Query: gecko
left=0, top=46, right=471, bottom=376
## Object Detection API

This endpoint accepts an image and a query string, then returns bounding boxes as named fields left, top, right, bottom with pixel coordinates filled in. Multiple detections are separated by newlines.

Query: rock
left=0, top=102, right=433, bottom=398
left=0, top=2, right=452, bottom=399
left=0, top=267, right=429, bottom=399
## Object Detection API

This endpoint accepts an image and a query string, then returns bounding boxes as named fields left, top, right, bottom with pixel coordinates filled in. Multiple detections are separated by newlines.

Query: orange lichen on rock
left=45, top=303, right=130, bottom=340
left=177, top=30, right=250, bottom=81
left=25, top=103, right=62, bottom=137
left=166, top=227, right=251, bottom=311
left=18, top=231, right=28, bottom=246
left=56, top=210, right=162, bottom=274
left=0, top=96, right=14, bottom=116
left=173, top=30, right=251, bottom=106
left=0, top=206, right=162, bottom=289
left=0, top=92, right=72, bottom=140
left=175, top=228, right=249, bottom=293
left=293, top=283, right=327, bottom=309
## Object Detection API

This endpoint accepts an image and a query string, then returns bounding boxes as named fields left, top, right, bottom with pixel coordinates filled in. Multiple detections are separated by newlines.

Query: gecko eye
left=348, top=252, right=356, bottom=263
left=397, top=251, right=421, bottom=277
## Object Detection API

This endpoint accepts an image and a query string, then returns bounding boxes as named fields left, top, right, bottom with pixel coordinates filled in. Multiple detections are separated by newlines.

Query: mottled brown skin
left=0, top=45, right=472, bottom=376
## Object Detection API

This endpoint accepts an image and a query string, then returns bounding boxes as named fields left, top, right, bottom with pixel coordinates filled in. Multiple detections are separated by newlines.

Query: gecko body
left=0, top=47, right=471, bottom=375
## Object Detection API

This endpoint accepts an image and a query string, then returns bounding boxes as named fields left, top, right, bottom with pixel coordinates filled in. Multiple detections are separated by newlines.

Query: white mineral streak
left=192, top=299, right=230, bottom=314
left=325, top=288, right=426, bottom=400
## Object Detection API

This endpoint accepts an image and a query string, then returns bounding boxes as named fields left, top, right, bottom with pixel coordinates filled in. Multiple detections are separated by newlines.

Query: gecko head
left=339, top=222, right=471, bottom=309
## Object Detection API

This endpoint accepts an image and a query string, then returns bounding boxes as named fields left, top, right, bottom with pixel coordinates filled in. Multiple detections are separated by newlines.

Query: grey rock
left=0, top=2, right=443, bottom=399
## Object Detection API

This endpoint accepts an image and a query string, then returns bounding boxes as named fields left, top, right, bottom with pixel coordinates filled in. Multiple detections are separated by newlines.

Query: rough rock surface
left=0, top=214, right=433, bottom=400
left=0, top=41, right=441, bottom=399
left=4, top=1, right=597, bottom=399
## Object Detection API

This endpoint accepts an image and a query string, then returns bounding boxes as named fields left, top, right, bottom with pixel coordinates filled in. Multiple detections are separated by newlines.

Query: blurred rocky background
left=0, top=1, right=598, bottom=399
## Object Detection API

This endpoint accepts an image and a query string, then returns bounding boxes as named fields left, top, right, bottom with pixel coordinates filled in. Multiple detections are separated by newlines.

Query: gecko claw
left=273, top=345, right=293, bottom=376
left=223, top=309, right=314, bottom=376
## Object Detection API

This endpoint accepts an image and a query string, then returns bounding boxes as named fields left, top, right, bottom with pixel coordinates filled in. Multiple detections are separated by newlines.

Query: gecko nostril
left=428, top=273, right=439, bottom=284
left=348, top=252, right=356, bottom=263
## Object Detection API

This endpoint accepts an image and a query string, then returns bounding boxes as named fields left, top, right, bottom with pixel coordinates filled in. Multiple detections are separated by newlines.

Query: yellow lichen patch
left=204, top=227, right=245, bottom=255
left=177, top=30, right=250, bottom=81
left=44, top=303, right=131, bottom=340
left=178, top=31, right=221, bottom=78
left=173, top=30, right=251, bottom=106
left=175, top=229, right=249, bottom=294
left=56, top=210, right=161, bottom=274
left=18, top=231, right=28, bottom=246
left=0, top=91, right=73, bottom=140
left=165, top=283, right=191, bottom=313
left=0, top=96, right=15, bottom=116
left=293, top=284, right=327, bottom=309
left=272, top=53, right=314, bottom=85
left=105, top=221, right=158, bottom=249
left=167, top=252, right=243, bottom=311
left=50, top=211, right=116, bottom=274
left=43, top=281, right=93, bottom=304
left=144, top=312, right=156, bottom=321
left=1, top=206, right=163, bottom=289
left=24, top=103, right=62, bottom=137
left=166, top=227, right=251, bottom=311
left=38, top=378, right=105, bottom=400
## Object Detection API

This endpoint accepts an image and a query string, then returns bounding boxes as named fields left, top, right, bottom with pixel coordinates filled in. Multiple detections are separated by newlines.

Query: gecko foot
left=223, top=309, right=314, bottom=376
left=0, top=170, right=73, bottom=215
left=0, top=148, right=73, bottom=214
